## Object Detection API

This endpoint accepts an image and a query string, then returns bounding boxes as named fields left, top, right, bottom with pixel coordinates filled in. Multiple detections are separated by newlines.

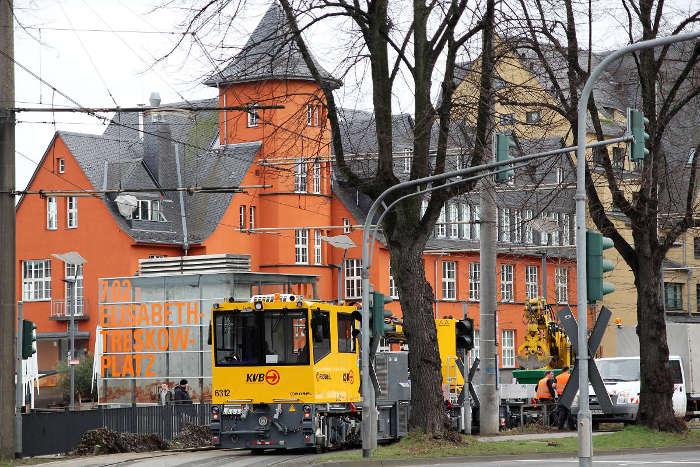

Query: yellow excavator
left=517, top=298, right=572, bottom=370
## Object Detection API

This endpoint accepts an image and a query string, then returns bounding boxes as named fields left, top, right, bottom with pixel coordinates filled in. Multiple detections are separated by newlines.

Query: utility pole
left=0, top=0, right=16, bottom=458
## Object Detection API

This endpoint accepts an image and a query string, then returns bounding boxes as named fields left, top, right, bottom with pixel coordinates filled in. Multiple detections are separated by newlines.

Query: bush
left=57, top=352, right=95, bottom=403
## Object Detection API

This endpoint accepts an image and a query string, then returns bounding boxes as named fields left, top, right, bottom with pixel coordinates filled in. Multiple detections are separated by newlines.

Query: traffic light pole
left=15, top=302, right=22, bottom=457
left=573, top=31, right=700, bottom=467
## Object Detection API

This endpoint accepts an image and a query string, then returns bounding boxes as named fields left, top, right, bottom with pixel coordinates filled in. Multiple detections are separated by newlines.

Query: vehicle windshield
left=214, top=310, right=309, bottom=366
left=596, top=358, right=640, bottom=382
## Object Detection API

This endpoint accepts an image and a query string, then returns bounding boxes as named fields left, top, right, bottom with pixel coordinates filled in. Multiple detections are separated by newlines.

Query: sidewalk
left=477, top=430, right=609, bottom=442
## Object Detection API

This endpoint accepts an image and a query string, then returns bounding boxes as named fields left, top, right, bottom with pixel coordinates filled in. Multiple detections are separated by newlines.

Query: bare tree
left=500, top=0, right=699, bottom=431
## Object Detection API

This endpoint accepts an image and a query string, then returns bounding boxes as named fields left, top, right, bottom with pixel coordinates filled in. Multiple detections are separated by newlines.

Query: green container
left=512, top=368, right=563, bottom=385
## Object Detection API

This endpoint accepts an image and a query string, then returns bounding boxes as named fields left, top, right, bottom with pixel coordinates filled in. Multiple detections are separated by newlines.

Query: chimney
left=143, top=92, right=168, bottom=183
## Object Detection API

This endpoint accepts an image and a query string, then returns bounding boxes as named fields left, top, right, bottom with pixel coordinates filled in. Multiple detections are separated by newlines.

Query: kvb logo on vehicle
left=245, top=369, right=281, bottom=385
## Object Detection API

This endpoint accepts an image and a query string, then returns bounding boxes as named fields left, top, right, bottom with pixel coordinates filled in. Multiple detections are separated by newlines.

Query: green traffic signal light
left=627, top=108, right=650, bottom=162
left=456, top=318, right=475, bottom=351
left=371, top=291, right=394, bottom=337
left=586, top=230, right=616, bottom=303
left=494, top=133, right=516, bottom=183
left=22, top=319, right=37, bottom=359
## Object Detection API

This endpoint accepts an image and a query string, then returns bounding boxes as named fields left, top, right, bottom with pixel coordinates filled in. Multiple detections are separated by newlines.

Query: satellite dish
left=115, top=194, right=138, bottom=219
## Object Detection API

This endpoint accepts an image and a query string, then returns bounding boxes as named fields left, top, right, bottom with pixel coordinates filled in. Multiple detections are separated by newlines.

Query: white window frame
left=294, top=158, right=308, bottom=193
left=312, top=160, right=321, bottom=194
left=249, top=206, right=255, bottom=231
left=437, top=205, right=447, bottom=238
left=469, top=262, right=480, bottom=301
left=526, top=110, right=541, bottom=124
left=502, top=329, right=516, bottom=368
left=525, top=265, right=539, bottom=299
left=343, top=218, right=351, bottom=234
left=499, top=208, right=511, bottom=242
left=500, top=264, right=514, bottom=303
left=389, top=267, right=399, bottom=299
left=314, top=230, right=322, bottom=265
left=555, top=267, right=569, bottom=304
left=540, top=212, right=549, bottom=245
left=449, top=203, right=459, bottom=239
left=471, top=329, right=480, bottom=364
left=67, top=196, right=78, bottom=228
left=556, top=167, right=564, bottom=184
left=46, top=196, right=57, bottom=230
left=524, top=209, right=533, bottom=244
left=239, top=205, right=246, bottom=231
left=403, top=148, right=412, bottom=174
left=65, top=263, right=84, bottom=316
left=295, top=229, right=309, bottom=264
left=472, top=205, right=480, bottom=240
left=344, top=259, right=362, bottom=299
left=461, top=203, right=471, bottom=240
left=513, top=209, right=522, bottom=243
left=563, top=213, right=571, bottom=245
left=22, top=259, right=51, bottom=301
left=134, top=199, right=166, bottom=222
left=57, top=158, right=65, bottom=173
left=247, top=105, right=259, bottom=127
left=306, top=103, right=319, bottom=127
left=442, top=261, right=456, bottom=300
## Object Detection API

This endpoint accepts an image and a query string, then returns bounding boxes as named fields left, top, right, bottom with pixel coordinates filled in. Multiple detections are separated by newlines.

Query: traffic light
left=22, top=319, right=37, bottom=359
left=370, top=291, right=394, bottom=337
left=494, top=133, right=516, bottom=183
left=586, top=230, right=616, bottom=303
left=627, top=108, right=650, bottom=162
left=455, top=318, right=475, bottom=352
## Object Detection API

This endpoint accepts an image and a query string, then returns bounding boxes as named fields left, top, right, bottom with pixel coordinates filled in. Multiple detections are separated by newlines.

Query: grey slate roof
left=60, top=102, right=261, bottom=246
left=204, top=2, right=341, bottom=89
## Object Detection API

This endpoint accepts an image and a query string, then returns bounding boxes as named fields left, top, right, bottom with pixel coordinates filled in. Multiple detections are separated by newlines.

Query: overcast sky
left=11, top=0, right=697, bottom=191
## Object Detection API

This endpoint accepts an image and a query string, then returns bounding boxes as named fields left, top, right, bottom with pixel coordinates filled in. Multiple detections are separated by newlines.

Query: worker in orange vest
left=536, top=370, right=557, bottom=401
left=555, top=366, right=574, bottom=430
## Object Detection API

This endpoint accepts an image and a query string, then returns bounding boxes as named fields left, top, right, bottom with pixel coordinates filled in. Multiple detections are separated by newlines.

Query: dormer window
left=247, top=105, right=259, bottom=127
left=526, top=111, right=541, bottom=124
left=57, top=158, right=65, bottom=173
left=133, top=199, right=166, bottom=222
left=306, top=104, right=319, bottom=127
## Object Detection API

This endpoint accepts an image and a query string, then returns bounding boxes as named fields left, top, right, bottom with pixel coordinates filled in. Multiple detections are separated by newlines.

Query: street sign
left=556, top=306, right=614, bottom=412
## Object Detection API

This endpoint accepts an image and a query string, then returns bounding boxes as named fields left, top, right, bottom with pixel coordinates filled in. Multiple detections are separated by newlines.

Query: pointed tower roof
left=204, top=2, right=341, bottom=89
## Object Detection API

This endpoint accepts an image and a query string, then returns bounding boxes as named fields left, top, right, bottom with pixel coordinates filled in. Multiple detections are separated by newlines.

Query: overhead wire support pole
left=8, top=105, right=284, bottom=113
left=573, top=31, right=700, bottom=467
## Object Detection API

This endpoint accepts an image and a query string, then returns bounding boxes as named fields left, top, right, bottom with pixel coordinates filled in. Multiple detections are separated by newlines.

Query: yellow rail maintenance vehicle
left=209, top=294, right=410, bottom=451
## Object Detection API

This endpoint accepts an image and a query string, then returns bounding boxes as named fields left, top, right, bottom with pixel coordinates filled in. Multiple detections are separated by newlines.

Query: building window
left=665, top=283, right=683, bottom=310
left=513, top=209, right=522, bottom=243
left=449, top=203, right=459, bottom=239
left=344, top=259, right=362, bottom=299
left=694, top=237, right=700, bottom=259
left=501, top=264, right=514, bottom=302
left=239, top=205, right=246, bottom=231
left=563, top=214, right=571, bottom=245
left=249, top=206, right=255, bottom=230
left=502, top=330, right=515, bottom=368
left=314, top=230, right=322, bottom=265
left=295, top=229, right=309, bottom=264
left=525, top=266, right=538, bottom=299
left=294, top=158, right=307, bottom=193
left=65, top=263, right=84, bottom=316
left=442, top=261, right=456, bottom=300
left=437, top=205, right=447, bottom=238
left=22, top=260, right=51, bottom=301
left=499, top=113, right=515, bottom=126
left=57, top=158, right=65, bottom=173
left=134, top=199, right=166, bottom=222
left=403, top=148, right=412, bottom=174
left=473, top=329, right=480, bottom=362
left=306, top=104, right=319, bottom=127
left=526, top=111, right=541, bottom=124
left=472, top=205, right=480, bottom=240
left=499, top=208, right=510, bottom=242
left=469, top=262, right=480, bottom=301
left=556, top=167, right=564, bottom=184
left=494, top=77, right=506, bottom=89
left=461, top=203, right=471, bottom=240
left=67, top=196, right=78, bottom=228
left=612, top=147, right=625, bottom=169
left=389, top=268, right=399, bottom=299
left=247, top=105, right=259, bottom=127
left=524, top=209, right=533, bottom=244
left=420, top=199, right=428, bottom=218
left=696, top=284, right=700, bottom=313
left=343, top=218, right=351, bottom=234
left=555, top=267, right=569, bottom=304
left=550, top=213, right=561, bottom=245
left=312, top=159, right=321, bottom=194
left=46, top=196, right=57, bottom=230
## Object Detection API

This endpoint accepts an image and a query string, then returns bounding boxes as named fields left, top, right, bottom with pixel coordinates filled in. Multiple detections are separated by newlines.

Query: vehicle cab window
left=312, top=310, right=331, bottom=363
left=337, top=314, right=356, bottom=353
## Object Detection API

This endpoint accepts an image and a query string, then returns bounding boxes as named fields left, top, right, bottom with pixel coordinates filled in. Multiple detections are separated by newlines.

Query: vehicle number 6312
left=214, top=389, right=231, bottom=397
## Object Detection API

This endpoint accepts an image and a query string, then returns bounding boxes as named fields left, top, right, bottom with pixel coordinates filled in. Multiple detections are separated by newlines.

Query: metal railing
left=50, top=299, right=88, bottom=319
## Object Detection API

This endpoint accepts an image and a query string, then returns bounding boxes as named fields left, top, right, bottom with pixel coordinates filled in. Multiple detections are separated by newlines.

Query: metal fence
left=22, top=404, right=211, bottom=457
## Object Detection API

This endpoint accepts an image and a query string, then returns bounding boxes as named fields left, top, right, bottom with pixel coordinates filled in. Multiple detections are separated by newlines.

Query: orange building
left=16, top=3, right=577, bottom=403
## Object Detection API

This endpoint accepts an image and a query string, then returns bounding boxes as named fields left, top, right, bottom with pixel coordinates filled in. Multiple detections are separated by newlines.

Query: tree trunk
left=633, top=235, right=685, bottom=431
left=392, top=245, right=448, bottom=434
